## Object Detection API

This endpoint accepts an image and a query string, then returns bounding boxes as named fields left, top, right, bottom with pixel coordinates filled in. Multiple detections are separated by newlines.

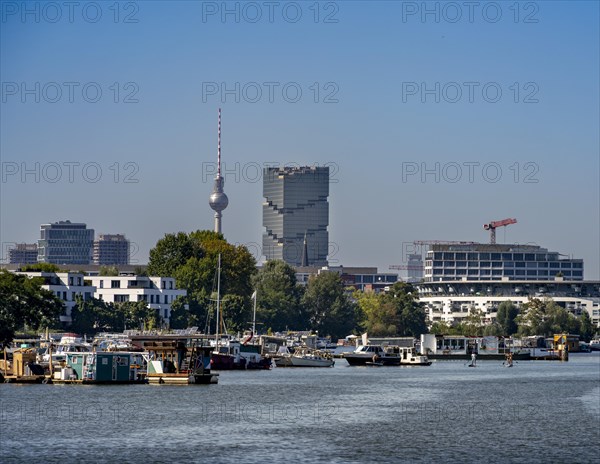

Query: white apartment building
left=12, top=272, right=186, bottom=327
left=87, top=276, right=186, bottom=326
left=14, top=271, right=95, bottom=324
left=416, top=278, right=600, bottom=328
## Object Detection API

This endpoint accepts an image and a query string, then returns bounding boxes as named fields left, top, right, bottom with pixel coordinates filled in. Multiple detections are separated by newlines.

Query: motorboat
left=276, top=347, right=334, bottom=367
left=343, top=345, right=400, bottom=366
left=589, top=338, right=600, bottom=352
left=398, top=347, right=432, bottom=366
left=42, top=335, right=92, bottom=364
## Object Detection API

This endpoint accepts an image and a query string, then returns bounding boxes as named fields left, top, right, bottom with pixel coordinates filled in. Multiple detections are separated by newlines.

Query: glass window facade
left=424, top=245, right=584, bottom=282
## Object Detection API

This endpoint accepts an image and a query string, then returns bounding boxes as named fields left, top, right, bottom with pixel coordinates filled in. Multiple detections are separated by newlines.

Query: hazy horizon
left=2, top=1, right=598, bottom=279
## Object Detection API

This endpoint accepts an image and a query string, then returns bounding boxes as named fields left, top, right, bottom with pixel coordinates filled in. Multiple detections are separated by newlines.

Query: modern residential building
left=8, top=243, right=38, bottom=264
left=295, top=266, right=398, bottom=292
left=38, top=220, right=94, bottom=265
left=263, top=166, right=329, bottom=267
left=416, top=278, right=600, bottom=328
left=87, top=276, right=186, bottom=327
left=10, top=271, right=187, bottom=328
left=13, top=271, right=95, bottom=324
left=424, top=243, right=584, bottom=282
left=93, top=234, right=130, bottom=265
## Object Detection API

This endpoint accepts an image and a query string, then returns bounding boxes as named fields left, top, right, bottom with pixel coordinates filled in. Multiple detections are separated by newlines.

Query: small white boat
left=589, top=338, right=600, bottom=352
left=42, top=335, right=92, bottom=364
left=276, top=347, right=334, bottom=367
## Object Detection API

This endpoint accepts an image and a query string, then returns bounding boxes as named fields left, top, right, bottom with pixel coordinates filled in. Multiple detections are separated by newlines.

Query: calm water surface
left=1, top=353, right=599, bottom=463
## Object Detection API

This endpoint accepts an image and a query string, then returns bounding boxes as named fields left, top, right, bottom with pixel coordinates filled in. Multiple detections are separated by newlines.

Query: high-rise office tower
left=38, top=220, right=94, bottom=265
left=8, top=243, right=38, bottom=264
left=263, top=166, right=329, bottom=267
left=93, top=234, right=130, bottom=265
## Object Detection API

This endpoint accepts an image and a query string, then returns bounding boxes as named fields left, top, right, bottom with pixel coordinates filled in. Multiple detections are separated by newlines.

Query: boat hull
left=344, top=355, right=399, bottom=366
left=288, top=357, right=334, bottom=367
left=425, top=353, right=531, bottom=361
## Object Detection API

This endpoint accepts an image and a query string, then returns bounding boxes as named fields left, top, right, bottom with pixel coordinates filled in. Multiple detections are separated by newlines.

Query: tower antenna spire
left=209, top=108, right=228, bottom=234
left=217, top=107, right=221, bottom=177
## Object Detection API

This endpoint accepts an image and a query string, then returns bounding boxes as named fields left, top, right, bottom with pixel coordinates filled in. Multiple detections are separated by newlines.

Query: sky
left=1, top=0, right=599, bottom=279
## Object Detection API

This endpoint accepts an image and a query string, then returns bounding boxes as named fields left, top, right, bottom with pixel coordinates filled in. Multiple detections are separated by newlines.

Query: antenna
left=217, top=107, right=221, bottom=177
left=208, top=108, right=229, bottom=234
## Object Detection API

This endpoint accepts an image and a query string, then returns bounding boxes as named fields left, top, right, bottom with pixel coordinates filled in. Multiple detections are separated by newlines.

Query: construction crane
left=483, top=218, right=517, bottom=244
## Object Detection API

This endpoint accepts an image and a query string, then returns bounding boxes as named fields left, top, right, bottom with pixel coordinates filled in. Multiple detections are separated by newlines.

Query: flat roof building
left=424, top=243, right=584, bottom=282
left=263, top=166, right=329, bottom=267
left=38, top=220, right=94, bottom=265
left=8, top=243, right=38, bottom=264
left=93, top=234, right=130, bottom=265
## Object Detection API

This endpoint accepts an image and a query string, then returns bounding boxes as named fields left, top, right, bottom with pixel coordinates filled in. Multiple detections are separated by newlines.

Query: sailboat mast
left=252, top=290, right=257, bottom=335
left=215, top=253, right=221, bottom=348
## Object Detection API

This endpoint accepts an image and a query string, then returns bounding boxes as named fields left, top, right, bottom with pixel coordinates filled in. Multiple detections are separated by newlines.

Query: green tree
left=463, top=307, right=485, bottom=336
left=483, top=323, right=503, bottom=336
left=117, top=301, right=161, bottom=330
left=517, top=298, right=581, bottom=337
left=146, top=230, right=256, bottom=331
left=21, top=263, right=60, bottom=272
left=579, top=311, right=594, bottom=342
left=381, top=282, right=428, bottom=337
left=99, top=266, right=119, bottom=276
left=302, top=272, right=357, bottom=339
left=0, top=270, right=63, bottom=346
left=251, top=260, right=304, bottom=332
left=146, top=231, right=204, bottom=277
left=429, top=321, right=452, bottom=335
left=496, top=301, right=519, bottom=335
left=355, top=290, right=399, bottom=336
left=70, top=296, right=120, bottom=335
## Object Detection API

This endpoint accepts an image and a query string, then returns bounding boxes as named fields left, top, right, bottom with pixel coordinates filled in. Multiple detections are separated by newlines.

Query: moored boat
left=276, top=347, right=334, bottom=367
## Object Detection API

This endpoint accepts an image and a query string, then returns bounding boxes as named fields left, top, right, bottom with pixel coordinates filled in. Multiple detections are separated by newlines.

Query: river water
left=1, top=353, right=599, bottom=463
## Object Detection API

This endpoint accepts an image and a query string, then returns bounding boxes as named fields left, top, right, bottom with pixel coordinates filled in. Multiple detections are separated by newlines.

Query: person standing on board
left=471, top=352, right=477, bottom=367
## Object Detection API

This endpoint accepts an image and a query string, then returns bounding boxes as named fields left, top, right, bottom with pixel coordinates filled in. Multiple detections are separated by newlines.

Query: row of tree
left=1, top=230, right=597, bottom=344
left=151, top=233, right=427, bottom=340
left=0, top=270, right=63, bottom=346
left=429, top=299, right=596, bottom=340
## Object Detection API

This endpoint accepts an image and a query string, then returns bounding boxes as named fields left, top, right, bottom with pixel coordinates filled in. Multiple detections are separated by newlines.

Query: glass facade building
left=424, top=244, right=584, bottom=282
left=38, top=220, right=94, bottom=265
left=93, top=234, right=130, bottom=265
left=263, top=166, right=329, bottom=267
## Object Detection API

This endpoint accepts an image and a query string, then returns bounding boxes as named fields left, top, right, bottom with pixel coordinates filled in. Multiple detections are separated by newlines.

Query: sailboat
left=209, top=256, right=271, bottom=370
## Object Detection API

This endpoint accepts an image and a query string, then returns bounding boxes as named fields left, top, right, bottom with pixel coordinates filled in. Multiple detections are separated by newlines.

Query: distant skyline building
left=407, top=254, right=424, bottom=283
left=38, top=220, right=94, bottom=265
left=424, top=243, right=584, bottom=282
left=93, top=234, right=130, bottom=265
left=8, top=243, right=38, bottom=264
left=208, top=108, right=228, bottom=234
left=263, top=166, right=329, bottom=267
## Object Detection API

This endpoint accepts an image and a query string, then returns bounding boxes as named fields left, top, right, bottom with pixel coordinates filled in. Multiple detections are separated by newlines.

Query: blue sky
left=1, top=1, right=599, bottom=278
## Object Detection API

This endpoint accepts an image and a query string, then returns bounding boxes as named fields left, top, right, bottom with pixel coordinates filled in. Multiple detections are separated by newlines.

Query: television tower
left=208, top=108, right=228, bottom=234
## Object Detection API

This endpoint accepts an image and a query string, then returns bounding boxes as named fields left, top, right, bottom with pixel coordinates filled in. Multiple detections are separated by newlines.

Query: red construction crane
left=483, top=218, right=517, bottom=244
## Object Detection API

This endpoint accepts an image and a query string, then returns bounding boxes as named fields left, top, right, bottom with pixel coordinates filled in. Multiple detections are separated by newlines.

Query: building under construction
left=423, top=243, right=584, bottom=282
